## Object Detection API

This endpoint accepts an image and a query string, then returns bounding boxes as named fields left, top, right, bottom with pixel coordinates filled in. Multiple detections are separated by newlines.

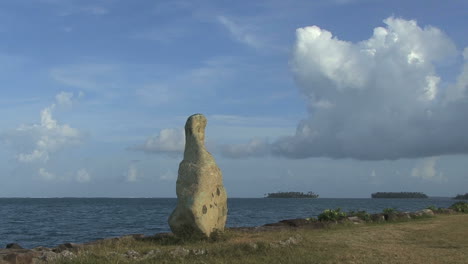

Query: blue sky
left=0, top=0, right=467, bottom=198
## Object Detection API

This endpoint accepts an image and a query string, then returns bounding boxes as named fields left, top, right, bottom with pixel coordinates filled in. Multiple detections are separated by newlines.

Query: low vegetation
left=371, top=192, right=428, bottom=198
left=382, top=207, right=397, bottom=215
left=348, top=210, right=371, bottom=222
left=450, top=201, right=468, bottom=213
left=264, top=191, right=319, bottom=198
left=317, top=208, right=347, bottom=221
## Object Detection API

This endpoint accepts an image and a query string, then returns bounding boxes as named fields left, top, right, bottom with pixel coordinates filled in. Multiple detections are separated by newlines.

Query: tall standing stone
left=168, top=114, right=228, bottom=238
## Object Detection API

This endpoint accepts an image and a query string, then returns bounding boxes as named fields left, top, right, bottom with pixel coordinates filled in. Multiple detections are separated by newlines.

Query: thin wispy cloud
left=76, top=168, right=91, bottom=183
left=131, top=25, right=187, bottom=44
left=217, top=15, right=263, bottom=49
left=50, top=64, right=119, bottom=92
left=130, top=128, right=185, bottom=156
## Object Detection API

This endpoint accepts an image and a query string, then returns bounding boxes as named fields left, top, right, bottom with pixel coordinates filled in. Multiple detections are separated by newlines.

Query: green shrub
left=348, top=210, right=371, bottom=221
left=382, top=208, right=397, bottom=215
left=450, top=202, right=468, bottom=213
left=426, top=205, right=437, bottom=211
left=318, top=208, right=347, bottom=222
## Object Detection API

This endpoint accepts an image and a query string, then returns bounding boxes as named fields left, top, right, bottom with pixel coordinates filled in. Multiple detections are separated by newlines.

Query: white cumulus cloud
left=411, top=157, right=446, bottom=182
left=1, top=92, right=83, bottom=163
left=270, top=17, right=468, bottom=160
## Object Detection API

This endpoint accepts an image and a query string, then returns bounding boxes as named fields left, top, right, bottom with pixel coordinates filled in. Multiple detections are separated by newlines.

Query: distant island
left=371, top=192, right=428, bottom=199
left=265, top=192, right=319, bottom=198
left=454, top=193, right=468, bottom=200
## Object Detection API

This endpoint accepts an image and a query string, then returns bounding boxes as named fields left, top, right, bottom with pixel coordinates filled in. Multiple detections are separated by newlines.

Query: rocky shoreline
left=0, top=207, right=461, bottom=264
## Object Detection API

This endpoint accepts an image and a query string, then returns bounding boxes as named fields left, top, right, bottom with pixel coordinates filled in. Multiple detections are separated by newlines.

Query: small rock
left=279, top=236, right=302, bottom=246
left=5, top=243, right=23, bottom=249
left=145, top=249, right=161, bottom=256
left=139, top=249, right=162, bottom=260
left=347, top=216, right=364, bottom=223
left=269, top=242, right=280, bottom=248
left=170, top=247, right=190, bottom=258
left=33, top=246, right=51, bottom=252
left=40, top=251, right=59, bottom=262
left=124, top=250, right=140, bottom=259
left=60, top=250, right=76, bottom=259
left=191, top=248, right=207, bottom=256
left=248, top=243, right=258, bottom=250
left=54, top=242, right=82, bottom=253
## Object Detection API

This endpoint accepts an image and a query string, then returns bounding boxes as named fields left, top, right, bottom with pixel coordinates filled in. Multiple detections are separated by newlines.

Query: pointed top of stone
left=184, top=113, right=207, bottom=145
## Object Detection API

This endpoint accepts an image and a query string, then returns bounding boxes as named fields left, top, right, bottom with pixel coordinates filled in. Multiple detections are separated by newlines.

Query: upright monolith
left=168, top=114, right=228, bottom=238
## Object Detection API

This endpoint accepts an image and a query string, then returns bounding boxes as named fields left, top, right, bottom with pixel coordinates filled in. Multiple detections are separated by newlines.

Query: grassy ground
left=56, top=214, right=468, bottom=264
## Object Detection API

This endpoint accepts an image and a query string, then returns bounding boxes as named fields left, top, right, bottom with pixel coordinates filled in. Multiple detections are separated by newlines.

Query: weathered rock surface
left=0, top=249, right=40, bottom=264
left=5, top=244, right=23, bottom=250
left=416, top=209, right=434, bottom=216
left=169, top=114, right=228, bottom=238
left=0, top=247, right=77, bottom=264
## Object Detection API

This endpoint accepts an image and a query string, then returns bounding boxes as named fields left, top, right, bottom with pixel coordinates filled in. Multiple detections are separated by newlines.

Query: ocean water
left=0, top=197, right=458, bottom=249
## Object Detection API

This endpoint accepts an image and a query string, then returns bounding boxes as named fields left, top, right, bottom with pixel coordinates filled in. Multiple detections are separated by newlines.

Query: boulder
left=53, top=242, right=83, bottom=253
left=410, top=212, right=423, bottom=218
left=169, top=114, right=228, bottom=238
left=39, top=251, right=59, bottom=262
left=370, top=213, right=385, bottom=222
left=0, top=249, right=41, bottom=264
left=417, top=209, right=434, bottom=216
left=386, top=213, right=399, bottom=221
left=5, top=244, right=22, bottom=250
left=396, top=212, right=412, bottom=220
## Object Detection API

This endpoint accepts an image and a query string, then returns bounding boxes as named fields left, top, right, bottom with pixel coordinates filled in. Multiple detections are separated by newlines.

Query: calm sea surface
left=0, top=197, right=458, bottom=248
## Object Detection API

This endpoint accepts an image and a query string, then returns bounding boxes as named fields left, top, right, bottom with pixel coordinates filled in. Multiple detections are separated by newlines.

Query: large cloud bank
left=271, top=17, right=468, bottom=160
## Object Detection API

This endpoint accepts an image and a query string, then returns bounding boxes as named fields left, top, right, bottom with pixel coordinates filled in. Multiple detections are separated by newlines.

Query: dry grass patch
left=54, top=214, right=468, bottom=264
